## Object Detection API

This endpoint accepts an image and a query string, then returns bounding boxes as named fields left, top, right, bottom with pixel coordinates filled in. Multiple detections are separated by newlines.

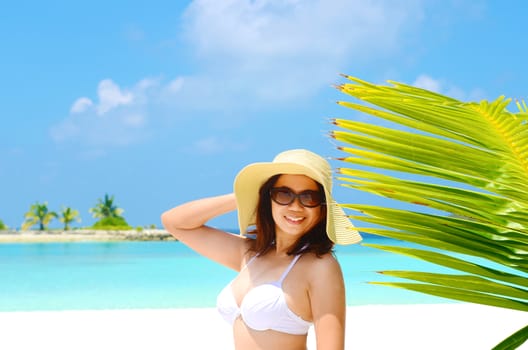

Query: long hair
left=248, top=174, right=334, bottom=257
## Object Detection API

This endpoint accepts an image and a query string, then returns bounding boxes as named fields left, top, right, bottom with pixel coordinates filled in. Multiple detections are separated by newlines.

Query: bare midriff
left=233, top=317, right=308, bottom=350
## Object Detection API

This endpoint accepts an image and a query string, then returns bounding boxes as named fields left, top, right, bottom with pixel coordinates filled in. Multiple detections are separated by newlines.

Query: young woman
left=161, top=149, right=361, bottom=350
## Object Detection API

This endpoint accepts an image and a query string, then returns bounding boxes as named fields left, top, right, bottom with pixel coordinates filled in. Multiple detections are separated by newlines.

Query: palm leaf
left=374, top=272, right=528, bottom=305
left=493, top=325, right=528, bottom=350
left=332, top=75, right=528, bottom=349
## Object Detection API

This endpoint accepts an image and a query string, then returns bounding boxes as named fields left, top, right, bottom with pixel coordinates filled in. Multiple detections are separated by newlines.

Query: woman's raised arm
left=161, top=193, right=249, bottom=271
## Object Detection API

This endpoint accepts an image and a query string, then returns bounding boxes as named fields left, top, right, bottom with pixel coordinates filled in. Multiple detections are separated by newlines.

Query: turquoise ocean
left=0, top=235, right=454, bottom=312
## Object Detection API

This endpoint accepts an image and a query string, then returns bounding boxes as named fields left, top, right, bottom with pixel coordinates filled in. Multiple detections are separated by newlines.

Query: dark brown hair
left=248, top=174, right=334, bottom=257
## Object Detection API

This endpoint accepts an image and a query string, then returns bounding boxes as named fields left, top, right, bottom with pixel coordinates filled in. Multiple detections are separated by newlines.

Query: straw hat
left=234, top=149, right=362, bottom=245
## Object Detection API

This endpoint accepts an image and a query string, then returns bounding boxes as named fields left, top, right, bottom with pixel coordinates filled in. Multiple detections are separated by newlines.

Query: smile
left=285, top=216, right=305, bottom=224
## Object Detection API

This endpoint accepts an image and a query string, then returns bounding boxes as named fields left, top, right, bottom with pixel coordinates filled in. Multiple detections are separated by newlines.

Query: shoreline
left=0, top=229, right=174, bottom=243
left=0, top=304, right=526, bottom=349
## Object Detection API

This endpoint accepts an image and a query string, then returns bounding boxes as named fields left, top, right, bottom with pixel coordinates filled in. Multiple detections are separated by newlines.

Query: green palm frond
left=59, top=206, right=81, bottom=230
left=89, top=194, right=124, bottom=219
left=332, top=75, right=528, bottom=349
left=22, top=202, right=58, bottom=231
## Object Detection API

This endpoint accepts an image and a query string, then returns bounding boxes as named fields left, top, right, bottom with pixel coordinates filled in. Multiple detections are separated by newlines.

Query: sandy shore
left=0, top=304, right=526, bottom=349
left=0, top=229, right=174, bottom=243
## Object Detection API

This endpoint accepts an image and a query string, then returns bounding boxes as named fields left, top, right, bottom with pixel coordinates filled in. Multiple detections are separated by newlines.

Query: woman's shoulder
left=295, top=253, right=344, bottom=293
left=300, top=251, right=338, bottom=262
left=299, top=252, right=341, bottom=274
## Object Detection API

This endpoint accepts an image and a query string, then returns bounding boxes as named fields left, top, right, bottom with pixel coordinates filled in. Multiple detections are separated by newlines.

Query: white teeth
left=286, top=216, right=303, bottom=222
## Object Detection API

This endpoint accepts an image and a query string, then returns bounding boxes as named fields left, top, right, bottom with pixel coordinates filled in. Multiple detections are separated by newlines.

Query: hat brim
left=234, top=161, right=362, bottom=245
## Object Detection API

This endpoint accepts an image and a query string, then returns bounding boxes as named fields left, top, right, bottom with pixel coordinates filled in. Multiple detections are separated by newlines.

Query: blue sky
left=1, top=0, right=527, bottom=230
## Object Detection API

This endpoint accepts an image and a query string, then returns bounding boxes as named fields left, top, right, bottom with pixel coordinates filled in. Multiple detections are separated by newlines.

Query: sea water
left=0, top=236, right=453, bottom=312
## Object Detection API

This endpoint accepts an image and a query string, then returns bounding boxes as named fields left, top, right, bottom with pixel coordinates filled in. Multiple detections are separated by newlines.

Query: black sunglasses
left=270, top=187, right=325, bottom=208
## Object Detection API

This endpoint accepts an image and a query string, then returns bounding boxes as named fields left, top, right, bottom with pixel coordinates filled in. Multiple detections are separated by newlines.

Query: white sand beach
left=0, top=229, right=174, bottom=243
left=0, top=304, right=526, bottom=350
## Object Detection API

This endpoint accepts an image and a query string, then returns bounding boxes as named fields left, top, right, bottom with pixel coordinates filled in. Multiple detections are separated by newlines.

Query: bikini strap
left=241, top=254, right=258, bottom=271
left=278, top=255, right=302, bottom=284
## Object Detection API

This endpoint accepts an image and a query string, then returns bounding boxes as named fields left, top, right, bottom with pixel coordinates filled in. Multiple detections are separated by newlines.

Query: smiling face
left=271, top=174, right=324, bottom=240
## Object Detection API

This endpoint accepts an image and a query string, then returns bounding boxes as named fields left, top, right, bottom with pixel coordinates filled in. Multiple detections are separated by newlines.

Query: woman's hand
left=161, top=193, right=237, bottom=230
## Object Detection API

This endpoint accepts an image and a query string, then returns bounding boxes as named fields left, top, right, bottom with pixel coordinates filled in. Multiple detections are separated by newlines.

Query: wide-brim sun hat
left=234, top=149, right=362, bottom=245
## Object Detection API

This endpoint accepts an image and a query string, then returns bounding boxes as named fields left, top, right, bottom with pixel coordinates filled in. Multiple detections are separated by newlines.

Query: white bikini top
left=216, top=254, right=312, bottom=335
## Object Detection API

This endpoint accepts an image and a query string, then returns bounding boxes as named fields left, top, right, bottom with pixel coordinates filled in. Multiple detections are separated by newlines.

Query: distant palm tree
left=89, top=194, right=124, bottom=219
left=59, top=206, right=81, bottom=230
left=22, top=202, right=58, bottom=230
left=332, top=76, right=527, bottom=349
left=0, top=219, right=6, bottom=230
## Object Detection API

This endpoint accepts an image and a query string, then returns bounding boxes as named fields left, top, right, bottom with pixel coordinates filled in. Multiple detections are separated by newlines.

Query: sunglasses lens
left=270, top=188, right=323, bottom=207
left=299, top=191, right=322, bottom=207
left=271, top=188, right=295, bottom=205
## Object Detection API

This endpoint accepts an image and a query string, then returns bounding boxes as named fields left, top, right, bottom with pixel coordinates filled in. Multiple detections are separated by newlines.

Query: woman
left=161, top=149, right=362, bottom=350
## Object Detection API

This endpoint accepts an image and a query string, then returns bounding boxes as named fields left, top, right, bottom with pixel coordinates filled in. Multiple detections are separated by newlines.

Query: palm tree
left=22, top=202, right=58, bottom=231
left=59, top=206, right=81, bottom=230
left=332, top=75, right=527, bottom=349
left=0, top=219, right=6, bottom=230
left=89, top=193, right=130, bottom=230
left=89, top=193, right=124, bottom=219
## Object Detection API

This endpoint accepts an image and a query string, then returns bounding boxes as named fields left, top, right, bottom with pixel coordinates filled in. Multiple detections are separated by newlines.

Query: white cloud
left=182, top=0, right=425, bottom=100
left=166, top=77, right=184, bottom=94
left=136, top=77, right=160, bottom=92
left=51, top=1, right=435, bottom=153
left=413, top=74, right=442, bottom=93
left=50, top=119, right=79, bottom=142
left=96, top=79, right=134, bottom=115
left=50, top=77, right=184, bottom=148
left=412, top=74, right=487, bottom=102
left=70, top=97, right=93, bottom=114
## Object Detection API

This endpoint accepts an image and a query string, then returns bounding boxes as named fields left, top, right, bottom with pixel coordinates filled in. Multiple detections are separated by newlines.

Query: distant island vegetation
left=0, top=193, right=173, bottom=243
